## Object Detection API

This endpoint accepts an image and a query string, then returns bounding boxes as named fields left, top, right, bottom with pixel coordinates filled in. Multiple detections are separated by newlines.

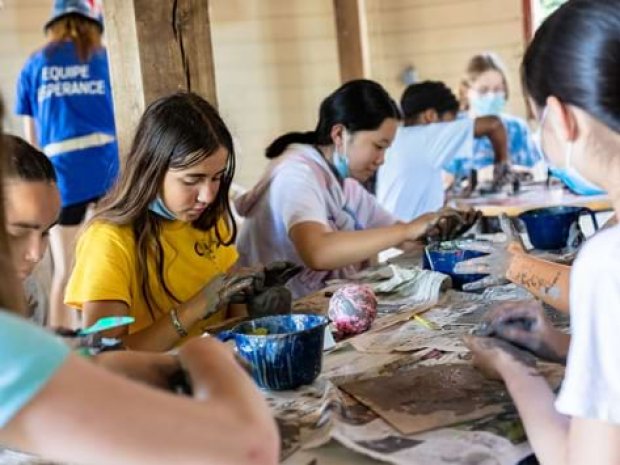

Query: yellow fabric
left=65, top=219, right=238, bottom=337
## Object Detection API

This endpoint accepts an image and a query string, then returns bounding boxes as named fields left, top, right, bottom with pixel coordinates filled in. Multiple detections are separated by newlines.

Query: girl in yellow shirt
left=66, top=92, right=254, bottom=351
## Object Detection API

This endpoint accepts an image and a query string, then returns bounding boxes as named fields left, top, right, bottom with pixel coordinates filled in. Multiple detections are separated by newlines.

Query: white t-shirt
left=235, top=144, right=397, bottom=299
left=556, top=224, right=620, bottom=424
left=376, top=119, right=474, bottom=221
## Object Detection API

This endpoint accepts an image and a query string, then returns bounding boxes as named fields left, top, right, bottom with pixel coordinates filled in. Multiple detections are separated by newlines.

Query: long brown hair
left=90, top=92, right=237, bottom=321
left=459, top=52, right=510, bottom=111
left=0, top=98, right=27, bottom=314
left=46, top=14, right=103, bottom=62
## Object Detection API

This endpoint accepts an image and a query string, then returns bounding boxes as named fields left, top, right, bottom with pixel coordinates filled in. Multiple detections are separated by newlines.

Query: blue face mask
left=549, top=166, right=605, bottom=196
left=470, top=92, right=506, bottom=116
left=333, top=130, right=350, bottom=179
left=149, top=196, right=176, bottom=220
left=536, top=108, right=605, bottom=196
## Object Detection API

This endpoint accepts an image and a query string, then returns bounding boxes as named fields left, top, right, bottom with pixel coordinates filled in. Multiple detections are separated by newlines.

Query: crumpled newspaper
left=347, top=265, right=452, bottom=312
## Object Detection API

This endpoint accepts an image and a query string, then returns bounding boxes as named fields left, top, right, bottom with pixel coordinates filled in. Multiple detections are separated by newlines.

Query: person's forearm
left=474, top=116, right=508, bottom=164
left=22, top=116, right=38, bottom=147
left=488, top=123, right=508, bottom=164
left=506, top=253, right=571, bottom=313
left=501, top=363, right=569, bottom=465
left=292, top=222, right=412, bottom=270
left=121, top=292, right=213, bottom=352
left=180, top=338, right=277, bottom=435
left=2, top=351, right=279, bottom=465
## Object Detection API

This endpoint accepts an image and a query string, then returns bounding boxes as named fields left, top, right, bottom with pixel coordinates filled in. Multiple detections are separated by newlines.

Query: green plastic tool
left=78, top=316, right=135, bottom=336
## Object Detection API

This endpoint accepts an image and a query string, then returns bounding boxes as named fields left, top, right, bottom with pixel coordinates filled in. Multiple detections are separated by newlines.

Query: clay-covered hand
left=447, top=207, right=482, bottom=239
left=247, top=286, right=294, bottom=317
left=203, top=270, right=264, bottom=318
left=492, top=162, right=512, bottom=186
left=263, top=261, right=303, bottom=287
left=95, top=351, right=180, bottom=390
left=454, top=214, right=525, bottom=290
left=229, top=262, right=302, bottom=317
left=421, top=208, right=481, bottom=242
left=471, top=300, right=569, bottom=363
left=463, top=335, right=538, bottom=381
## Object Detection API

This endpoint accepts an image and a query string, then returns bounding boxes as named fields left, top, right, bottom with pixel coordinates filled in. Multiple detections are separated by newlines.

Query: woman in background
left=444, top=52, right=540, bottom=182
left=15, top=0, right=119, bottom=328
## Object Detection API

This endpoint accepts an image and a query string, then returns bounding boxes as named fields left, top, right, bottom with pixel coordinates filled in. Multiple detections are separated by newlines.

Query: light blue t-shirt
left=443, top=113, right=541, bottom=177
left=376, top=118, right=474, bottom=221
left=15, top=41, right=119, bottom=207
left=0, top=311, right=70, bottom=427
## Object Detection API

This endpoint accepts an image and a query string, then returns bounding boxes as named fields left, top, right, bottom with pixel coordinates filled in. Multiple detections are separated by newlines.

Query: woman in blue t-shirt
left=444, top=52, right=541, bottom=181
left=15, top=0, right=119, bottom=328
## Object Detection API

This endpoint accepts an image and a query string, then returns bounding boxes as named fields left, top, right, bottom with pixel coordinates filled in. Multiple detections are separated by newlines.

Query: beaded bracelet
left=169, top=308, right=188, bottom=337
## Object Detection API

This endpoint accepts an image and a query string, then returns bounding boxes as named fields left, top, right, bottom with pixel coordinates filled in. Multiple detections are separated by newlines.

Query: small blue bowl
left=423, top=241, right=489, bottom=290
left=519, top=206, right=598, bottom=250
left=218, top=314, right=328, bottom=391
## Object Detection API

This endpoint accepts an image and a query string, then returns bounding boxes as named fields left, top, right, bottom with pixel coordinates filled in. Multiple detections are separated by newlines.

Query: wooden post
left=522, top=0, right=533, bottom=43
left=102, top=0, right=218, bottom=160
left=333, top=0, right=370, bottom=83
left=521, top=0, right=534, bottom=119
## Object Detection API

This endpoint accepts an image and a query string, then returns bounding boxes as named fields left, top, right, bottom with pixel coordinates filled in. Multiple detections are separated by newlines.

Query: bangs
left=169, top=146, right=226, bottom=170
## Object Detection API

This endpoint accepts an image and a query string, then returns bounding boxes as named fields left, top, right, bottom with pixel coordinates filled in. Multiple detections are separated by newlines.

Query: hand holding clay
left=492, top=162, right=512, bottom=186
left=454, top=214, right=525, bottom=290
left=472, top=300, right=569, bottom=363
left=464, top=335, right=538, bottom=381
left=263, top=261, right=303, bottom=287
left=228, top=262, right=302, bottom=317
left=247, top=286, right=294, bottom=317
left=447, top=208, right=482, bottom=239
left=413, top=208, right=481, bottom=243
left=202, top=270, right=264, bottom=318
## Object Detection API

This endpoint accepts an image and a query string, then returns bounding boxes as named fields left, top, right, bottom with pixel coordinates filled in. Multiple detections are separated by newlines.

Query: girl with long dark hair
left=65, top=92, right=256, bottom=351
left=465, top=1, right=620, bottom=462
left=236, top=79, right=473, bottom=298
left=0, top=93, right=279, bottom=465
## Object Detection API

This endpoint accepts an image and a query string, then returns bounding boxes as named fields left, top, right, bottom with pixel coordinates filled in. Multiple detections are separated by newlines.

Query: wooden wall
left=210, top=0, right=340, bottom=188
left=1, top=0, right=529, bottom=188
left=366, top=0, right=528, bottom=116
left=0, top=0, right=49, bottom=134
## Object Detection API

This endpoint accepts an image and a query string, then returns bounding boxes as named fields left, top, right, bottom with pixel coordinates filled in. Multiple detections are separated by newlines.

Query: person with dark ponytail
left=235, top=79, right=471, bottom=298
left=464, top=1, right=620, bottom=463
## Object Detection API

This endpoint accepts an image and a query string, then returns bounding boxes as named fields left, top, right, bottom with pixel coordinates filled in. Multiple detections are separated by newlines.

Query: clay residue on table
left=339, top=364, right=510, bottom=434
left=342, top=364, right=506, bottom=417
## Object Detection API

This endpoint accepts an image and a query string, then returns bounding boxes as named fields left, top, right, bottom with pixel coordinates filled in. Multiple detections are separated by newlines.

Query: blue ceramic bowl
left=519, top=206, right=598, bottom=250
left=423, top=241, right=489, bottom=290
left=218, top=314, right=328, bottom=391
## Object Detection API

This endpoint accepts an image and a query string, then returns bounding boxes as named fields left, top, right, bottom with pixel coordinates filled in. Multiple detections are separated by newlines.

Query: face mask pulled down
left=332, top=130, right=350, bottom=179
left=149, top=196, right=177, bottom=220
